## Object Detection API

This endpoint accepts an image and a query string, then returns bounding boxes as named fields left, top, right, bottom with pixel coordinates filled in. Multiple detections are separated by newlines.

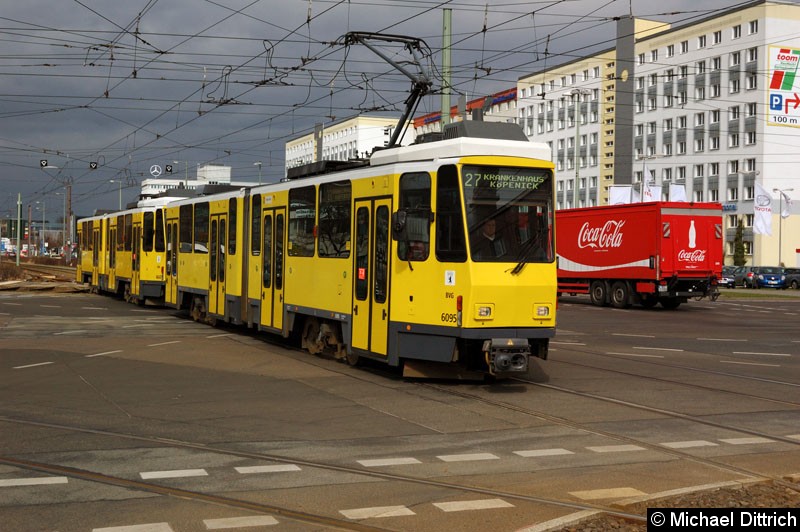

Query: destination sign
left=463, top=166, right=549, bottom=191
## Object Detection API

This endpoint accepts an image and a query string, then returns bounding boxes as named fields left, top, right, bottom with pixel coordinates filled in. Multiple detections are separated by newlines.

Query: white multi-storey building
left=285, top=116, right=412, bottom=172
left=519, top=0, right=800, bottom=266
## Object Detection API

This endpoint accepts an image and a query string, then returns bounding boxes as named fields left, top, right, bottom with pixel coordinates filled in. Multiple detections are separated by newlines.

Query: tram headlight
left=533, top=304, right=553, bottom=321
left=474, top=304, right=494, bottom=321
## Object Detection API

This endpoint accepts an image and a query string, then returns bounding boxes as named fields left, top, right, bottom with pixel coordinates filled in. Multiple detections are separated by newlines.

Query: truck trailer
left=556, top=202, right=723, bottom=309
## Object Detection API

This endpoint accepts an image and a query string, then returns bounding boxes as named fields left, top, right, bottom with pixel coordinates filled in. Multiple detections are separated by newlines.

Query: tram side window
left=155, top=209, right=165, bottom=252
left=116, top=215, right=124, bottom=251
left=288, top=185, right=316, bottom=257
left=228, top=198, right=237, bottom=255
left=194, top=202, right=209, bottom=253
left=124, top=214, right=132, bottom=251
left=86, top=221, right=93, bottom=251
left=143, top=212, right=154, bottom=252
left=318, top=181, right=351, bottom=258
left=435, top=165, right=467, bottom=262
left=397, top=172, right=431, bottom=261
left=251, top=195, right=261, bottom=256
left=179, top=205, right=193, bottom=252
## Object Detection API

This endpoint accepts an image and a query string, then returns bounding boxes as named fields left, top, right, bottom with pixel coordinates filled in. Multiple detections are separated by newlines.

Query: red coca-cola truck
left=556, top=202, right=723, bottom=309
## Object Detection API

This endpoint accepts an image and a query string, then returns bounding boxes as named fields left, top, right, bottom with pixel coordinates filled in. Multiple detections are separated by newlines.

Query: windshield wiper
left=508, top=237, right=538, bottom=275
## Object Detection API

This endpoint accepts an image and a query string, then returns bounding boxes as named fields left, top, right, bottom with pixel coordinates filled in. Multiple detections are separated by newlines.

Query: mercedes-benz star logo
left=150, top=164, right=162, bottom=177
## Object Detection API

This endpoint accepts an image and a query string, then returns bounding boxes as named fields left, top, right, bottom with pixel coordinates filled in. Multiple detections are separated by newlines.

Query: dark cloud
left=0, top=0, right=745, bottom=216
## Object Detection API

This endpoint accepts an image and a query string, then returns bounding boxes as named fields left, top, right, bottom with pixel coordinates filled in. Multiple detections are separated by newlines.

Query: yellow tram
left=82, top=124, right=558, bottom=377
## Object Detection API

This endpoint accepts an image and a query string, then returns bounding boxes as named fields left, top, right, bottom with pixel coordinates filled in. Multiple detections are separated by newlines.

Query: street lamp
left=254, top=161, right=262, bottom=185
left=772, top=187, right=793, bottom=266
left=570, top=88, right=592, bottom=208
left=109, top=179, right=122, bottom=210
left=55, top=191, right=66, bottom=260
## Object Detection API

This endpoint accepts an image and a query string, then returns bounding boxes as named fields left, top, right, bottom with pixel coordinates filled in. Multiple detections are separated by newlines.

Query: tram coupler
left=483, top=338, right=530, bottom=374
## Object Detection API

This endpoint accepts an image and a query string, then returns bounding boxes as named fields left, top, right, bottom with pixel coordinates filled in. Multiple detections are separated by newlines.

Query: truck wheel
left=589, top=281, right=607, bottom=306
left=610, top=281, right=630, bottom=309
left=640, top=295, right=658, bottom=309
left=660, top=297, right=681, bottom=310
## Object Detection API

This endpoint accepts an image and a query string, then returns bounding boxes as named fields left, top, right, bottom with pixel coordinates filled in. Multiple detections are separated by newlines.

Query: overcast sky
left=0, top=0, right=773, bottom=218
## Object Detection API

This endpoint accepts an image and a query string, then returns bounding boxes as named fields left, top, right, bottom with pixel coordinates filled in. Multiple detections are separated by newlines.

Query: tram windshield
left=462, top=165, right=554, bottom=264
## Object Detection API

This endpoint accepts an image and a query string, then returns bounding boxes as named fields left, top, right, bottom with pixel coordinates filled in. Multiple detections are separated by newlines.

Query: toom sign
left=768, top=45, right=800, bottom=127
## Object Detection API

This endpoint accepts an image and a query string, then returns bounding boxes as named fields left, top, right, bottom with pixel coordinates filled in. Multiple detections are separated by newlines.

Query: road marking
left=433, top=498, right=514, bottom=512
left=0, top=312, right=10, bottom=315
left=633, top=346, right=684, bottom=352
left=719, top=437, right=775, bottom=445
left=147, top=341, right=181, bottom=347
left=86, top=350, right=122, bottom=358
left=787, top=434, right=800, bottom=441
left=606, top=352, right=664, bottom=358
left=81, top=307, right=107, bottom=310
left=130, top=309, right=157, bottom=313
left=204, top=516, right=278, bottom=529
left=140, top=469, right=208, bottom=480
left=235, top=465, right=301, bottom=474
left=697, top=338, right=747, bottom=342
left=340, top=506, right=415, bottom=519
left=612, top=333, right=655, bottom=338
left=733, top=351, right=791, bottom=357
left=1, top=302, right=22, bottom=306
left=513, top=448, right=574, bottom=457
left=586, top=444, right=646, bottom=453
left=661, top=440, right=718, bottom=449
left=551, top=341, right=586, bottom=346
left=720, top=360, right=780, bottom=367
left=123, top=324, right=148, bottom=328
left=0, top=476, right=68, bottom=487
left=40, top=305, right=61, bottom=308
left=569, top=487, right=646, bottom=500
left=93, top=524, right=173, bottom=532
left=206, top=333, right=234, bottom=338
left=55, top=330, right=88, bottom=335
left=357, top=457, right=421, bottom=467
left=13, top=362, right=54, bottom=369
left=437, top=453, right=499, bottom=462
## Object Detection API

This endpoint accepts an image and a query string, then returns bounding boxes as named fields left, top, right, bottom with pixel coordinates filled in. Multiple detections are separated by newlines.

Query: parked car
left=749, top=266, right=786, bottom=289
left=719, top=265, right=736, bottom=288
left=784, top=267, right=800, bottom=289
left=733, top=266, right=758, bottom=288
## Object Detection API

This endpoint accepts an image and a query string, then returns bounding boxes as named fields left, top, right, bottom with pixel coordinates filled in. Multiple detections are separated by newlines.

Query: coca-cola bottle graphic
left=688, top=220, right=696, bottom=249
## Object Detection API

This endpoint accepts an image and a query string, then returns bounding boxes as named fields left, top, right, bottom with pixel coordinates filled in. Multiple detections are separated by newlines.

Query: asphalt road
left=0, top=290, right=798, bottom=532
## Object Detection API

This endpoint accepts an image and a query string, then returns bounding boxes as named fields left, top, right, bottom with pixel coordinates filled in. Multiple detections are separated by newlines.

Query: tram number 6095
left=440, top=312, right=457, bottom=323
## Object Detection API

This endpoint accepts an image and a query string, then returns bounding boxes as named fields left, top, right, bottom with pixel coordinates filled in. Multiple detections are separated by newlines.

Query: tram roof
left=370, top=136, right=551, bottom=166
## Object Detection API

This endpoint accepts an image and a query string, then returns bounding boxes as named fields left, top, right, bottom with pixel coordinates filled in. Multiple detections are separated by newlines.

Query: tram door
left=351, top=198, right=391, bottom=356
left=165, top=218, right=178, bottom=305
left=208, top=214, right=227, bottom=317
left=108, top=225, right=116, bottom=290
left=91, top=223, right=100, bottom=287
left=260, top=209, right=285, bottom=332
left=131, top=222, right=142, bottom=297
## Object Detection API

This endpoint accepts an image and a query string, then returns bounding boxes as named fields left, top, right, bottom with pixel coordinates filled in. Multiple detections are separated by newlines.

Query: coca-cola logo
left=578, top=220, right=625, bottom=249
left=678, top=249, right=707, bottom=262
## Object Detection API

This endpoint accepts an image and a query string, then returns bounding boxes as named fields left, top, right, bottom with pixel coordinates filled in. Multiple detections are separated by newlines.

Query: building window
left=695, top=87, right=705, bottom=101
left=680, top=40, right=689, bottom=54
left=731, top=51, right=740, bottom=66
left=710, top=162, right=719, bottom=176
left=731, top=79, right=740, bottom=93
left=677, top=166, right=686, bottom=180
left=638, top=53, right=646, bottom=65
left=663, top=168, right=672, bottom=181
left=728, top=187, right=739, bottom=201
left=709, top=189, right=719, bottom=202
left=636, top=76, right=645, bottom=89
left=711, top=84, right=721, bottom=98
left=677, top=141, right=686, bottom=155
left=667, top=44, right=675, bottom=57
left=732, top=25, right=741, bottom=39
left=711, top=57, right=721, bottom=70
left=711, top=110, right=720, bottom=123
left=748, top=20, right=758, bottom=34
left=696, top=60, right=706, bottom=74
left=729, top=105, right=740, bottom=120
left=679, top=65, right=688, bottom=78
left=746, top=131, right=756, bottom=145
left=636, top=100, right=644, bottom=113
left=748, top=47, right=758, bottom=62
left=698, top=35, right=707, bottom=48
left=664, top=94, right=674, bottom=107
left=663, top=143, right=673, bottom=156
left=695, top=138, right=705, bottom=152
left=648, top=97, right=657, bottom=110
left=729, top=133, right=740, bottom=148
left=744, top=186, right=755, bottom=200
left=713, top=31, right=722, bottom=45
left=728, top=160, right=739, bottom=174
left=695, top=112, right=706, bottom=126
left=664, top=118, right=673, bottom=131
left=694, top=190, right=704, bottom=202
left=746, top=74, right=757, bottom=90
left=694, top=164, right=704, bottom=178
left=745, top=158, right=756, bottom=172
left=678, top=115, right=687, bottom=129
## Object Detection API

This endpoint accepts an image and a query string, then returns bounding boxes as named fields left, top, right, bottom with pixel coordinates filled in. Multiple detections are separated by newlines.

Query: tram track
left=0, top=415, right=647, bottom=526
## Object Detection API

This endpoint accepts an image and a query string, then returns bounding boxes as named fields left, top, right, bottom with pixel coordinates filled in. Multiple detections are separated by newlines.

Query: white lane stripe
left=719, top=437, right=775, bottom=445
left=357, top=457, right=421, bottom=467
left=40, top=305, right=61, bottom=308
left=55, top=330, right=88, bottom=335
left=437, top=453, right=499, bottom=462
left=130, top=309, right=157, bottom=313
left=587, top=444, right=646, bottom=453
left=13, top=362, right=54, bottom=369
left=787, top=434, right=800, bottom=441
left=140, top=469, right=208, bottom=480
left=147, top=341, right=180, bottom=347
left=612, top=333, right=655, bottom=338
left=570, top=488, right=646, bottom=500
left=0, top=477, right=68, bottom=487
left=86, top=350, right=122, bottom=358
left=206, top=333, right=234, bottom=338
left=514, top=448, right=574, bottom=457
left=551, top=341, right=586, bottom=346
left=123, top=324, right=148, bottom=328
left=661, top=440, right=718, bottom=449
left=733, top=351, right=791, bottom=357
left=93, top=524, right=174, bottom=532
left=0, top=312, right=10, bottom=315
left=633, top=346, right=684, bottom=352
left=720, top=360, right=780, bottom=367
left=697, top=338, right=747, bottom=342
left=204, top=516, right=278, bottom=529
left=235, top=465, right=301, bottom=474
left=433, top=499, right=514, bottom=512
left=340, top=506, right=415, bottom=519
left=606, top=352, right=664, bottom=358
left=2, top=302, right=22, bottom=306
left=82, top=307, right=107, bottom=310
